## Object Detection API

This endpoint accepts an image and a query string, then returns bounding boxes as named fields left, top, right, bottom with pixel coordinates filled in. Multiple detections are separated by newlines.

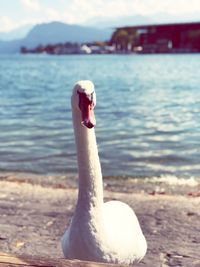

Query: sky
left=0, top=0, right=200, bottom=32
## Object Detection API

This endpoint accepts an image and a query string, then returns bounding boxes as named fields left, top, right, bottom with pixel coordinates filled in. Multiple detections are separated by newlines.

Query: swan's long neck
left=72, top=107, right=103, bottom=213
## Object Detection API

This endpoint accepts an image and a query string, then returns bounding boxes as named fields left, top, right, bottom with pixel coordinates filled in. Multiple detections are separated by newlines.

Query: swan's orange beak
left=78, top=92, right=96, bottom=129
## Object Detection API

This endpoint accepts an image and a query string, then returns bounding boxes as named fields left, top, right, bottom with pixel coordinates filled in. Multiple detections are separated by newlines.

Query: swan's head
left=72, top=80, right=96, bottom=129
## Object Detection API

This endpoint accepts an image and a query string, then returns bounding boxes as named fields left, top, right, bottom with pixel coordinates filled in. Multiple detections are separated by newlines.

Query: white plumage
left=62, top=80, right=147, bottom=264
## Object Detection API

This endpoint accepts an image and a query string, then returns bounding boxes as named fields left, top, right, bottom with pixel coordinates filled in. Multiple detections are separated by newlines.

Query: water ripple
left=0, top=54, right=200, bottom=178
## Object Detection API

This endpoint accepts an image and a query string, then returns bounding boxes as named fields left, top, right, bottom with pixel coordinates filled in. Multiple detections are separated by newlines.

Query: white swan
left=62, top=80, right=147, bottom=264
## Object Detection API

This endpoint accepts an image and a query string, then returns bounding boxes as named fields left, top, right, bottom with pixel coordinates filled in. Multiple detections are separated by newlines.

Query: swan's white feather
left=101, top=201, right=147, bottom=264
left=62, top=200, right=147, bottom=264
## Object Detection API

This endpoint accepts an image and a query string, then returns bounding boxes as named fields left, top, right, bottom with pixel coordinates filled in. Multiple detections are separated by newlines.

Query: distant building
left=80, top=45, right=92, bottom=54
left=21, top=43, right=81, bottom=55
left=111, top=22, right=200, bottom=53
left=21, top=42, right=116, bottom=55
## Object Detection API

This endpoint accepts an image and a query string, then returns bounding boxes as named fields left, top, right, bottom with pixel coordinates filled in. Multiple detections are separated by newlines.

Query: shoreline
left=0, top=173, right=200, bottom=266
left=0, top=172, right=199, bottom=196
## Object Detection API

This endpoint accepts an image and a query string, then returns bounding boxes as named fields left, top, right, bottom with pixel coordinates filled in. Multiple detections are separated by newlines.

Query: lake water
left=0, top=54, right=200, bottom=179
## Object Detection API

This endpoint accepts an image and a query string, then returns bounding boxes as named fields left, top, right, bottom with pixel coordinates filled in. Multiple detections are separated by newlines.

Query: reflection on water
left=0, top=54, right=200, bottom=178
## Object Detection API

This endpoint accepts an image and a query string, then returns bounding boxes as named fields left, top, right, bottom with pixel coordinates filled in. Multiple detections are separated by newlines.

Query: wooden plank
left=0, top=253, right=143, bottom=267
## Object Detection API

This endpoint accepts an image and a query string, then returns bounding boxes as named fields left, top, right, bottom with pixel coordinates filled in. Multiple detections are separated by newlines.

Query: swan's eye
left=90, top=92, right=94, bottom=104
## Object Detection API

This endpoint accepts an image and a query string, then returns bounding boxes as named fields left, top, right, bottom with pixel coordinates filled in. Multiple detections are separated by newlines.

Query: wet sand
left=0, top=173, right=200, bottom=267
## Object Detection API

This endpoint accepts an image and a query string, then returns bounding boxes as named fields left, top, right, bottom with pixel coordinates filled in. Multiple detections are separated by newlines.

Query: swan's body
left=62, top=81, right=147, bottom=264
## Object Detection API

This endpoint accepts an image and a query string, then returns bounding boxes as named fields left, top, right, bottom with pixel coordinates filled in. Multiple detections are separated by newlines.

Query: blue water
left=0, top=54, right=200, bottom=178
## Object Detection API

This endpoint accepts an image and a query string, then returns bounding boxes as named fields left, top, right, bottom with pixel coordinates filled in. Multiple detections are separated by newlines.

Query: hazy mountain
left=22, top=21, right=112, bottom=49
left=148, top=12, right=200, bottom=25
left=0, top=14, right=199, bottom=54
left=84, top=15, right=154, bottom=28
left=0, top=24, right=33, bottom=41
left=84, top=12, right=200, bottom=28
left=0, top=21, right=112, bottom=53
left=0, top=39, right=22, bottom=54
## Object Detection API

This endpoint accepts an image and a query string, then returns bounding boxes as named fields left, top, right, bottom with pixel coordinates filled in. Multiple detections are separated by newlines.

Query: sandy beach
left=0, top=173, right=200, bottom=267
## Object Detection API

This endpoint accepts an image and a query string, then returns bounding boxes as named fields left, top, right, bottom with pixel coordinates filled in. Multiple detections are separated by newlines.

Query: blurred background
left=0, top=0, right=200, bottom=181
